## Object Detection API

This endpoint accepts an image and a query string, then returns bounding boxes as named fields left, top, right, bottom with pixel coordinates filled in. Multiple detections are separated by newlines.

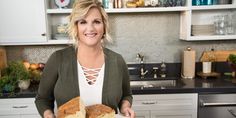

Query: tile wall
left=5, top=13, right=236, bottom=64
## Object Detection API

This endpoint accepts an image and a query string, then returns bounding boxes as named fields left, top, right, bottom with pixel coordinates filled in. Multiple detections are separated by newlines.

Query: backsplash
left=6, top=46, right=65, bottom=63
left=5, top=13, right=236, bottom=63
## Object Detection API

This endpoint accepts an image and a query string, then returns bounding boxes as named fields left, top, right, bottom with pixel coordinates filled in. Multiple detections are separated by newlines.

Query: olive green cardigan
left=35, top=46, right=132, bottom=116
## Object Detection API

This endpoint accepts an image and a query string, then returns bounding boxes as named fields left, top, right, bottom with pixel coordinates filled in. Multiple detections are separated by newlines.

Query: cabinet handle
left=12, top=105, right=28, bottom=108
left=142, top=101, right=157, bottom=105
left=41, top=33, right=46, bottom=36
left=201, top=102, right=236, bottom=107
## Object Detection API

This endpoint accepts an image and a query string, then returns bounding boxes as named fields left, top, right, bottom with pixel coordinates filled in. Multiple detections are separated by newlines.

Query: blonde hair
left=68, top=0, right=112, bottom=48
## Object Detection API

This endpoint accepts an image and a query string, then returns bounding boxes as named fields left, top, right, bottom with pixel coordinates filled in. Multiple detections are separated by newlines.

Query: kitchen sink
left=130, top=79, right=176, bottom=89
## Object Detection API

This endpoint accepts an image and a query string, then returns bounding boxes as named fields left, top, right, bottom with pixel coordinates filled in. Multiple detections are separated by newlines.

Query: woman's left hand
left=120, top=100, right=135, bottom=118
left=121, top=107, right=135, bottom=118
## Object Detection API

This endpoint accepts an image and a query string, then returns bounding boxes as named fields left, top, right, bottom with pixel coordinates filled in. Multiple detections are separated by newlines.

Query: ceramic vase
left=202, top=62, right=212, bottom=73
left=18, top=80, right=30, bottom=90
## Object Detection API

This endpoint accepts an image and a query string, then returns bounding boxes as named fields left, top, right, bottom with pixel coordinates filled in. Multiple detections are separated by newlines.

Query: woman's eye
left=79, top=21, right=86, bottom=24
left=94, top=20, right=101, bottom=24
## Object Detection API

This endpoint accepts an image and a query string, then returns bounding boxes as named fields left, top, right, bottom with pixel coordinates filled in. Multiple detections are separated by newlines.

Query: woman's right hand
left=43, top=109, right=55, bottom=118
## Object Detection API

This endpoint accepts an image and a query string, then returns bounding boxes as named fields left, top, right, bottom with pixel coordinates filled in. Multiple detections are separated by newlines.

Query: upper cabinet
left=0, top=0, right=47, bottom=45
left=180, top=0, right=236, bottom=41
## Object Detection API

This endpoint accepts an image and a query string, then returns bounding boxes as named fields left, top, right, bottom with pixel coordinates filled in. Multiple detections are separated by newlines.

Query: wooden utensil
left=0, top=47, right=7, bottom=71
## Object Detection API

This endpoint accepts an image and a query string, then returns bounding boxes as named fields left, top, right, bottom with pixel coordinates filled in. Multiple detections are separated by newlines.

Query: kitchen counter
left=132, top=76, right=236, bottom=94
left=0, top=83, right=38, bottom=98
left=1, top=77, right=236, bottom=98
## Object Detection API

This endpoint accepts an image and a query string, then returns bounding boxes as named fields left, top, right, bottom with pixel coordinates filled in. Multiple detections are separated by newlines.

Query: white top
left=78, top=62, right=105, bottom=106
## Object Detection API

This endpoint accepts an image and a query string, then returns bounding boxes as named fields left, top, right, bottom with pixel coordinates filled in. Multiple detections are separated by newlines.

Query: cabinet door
left=0, top=115, right=20, bottom=118
left=21, top=114, right=41, bottom=118
left=135, top=110, right=150, bottom=118
left=0, top=0, right=47, bottom=44
left=151, top=110, right=193, bottom=118
left=0, top=98, right=39, bottom=116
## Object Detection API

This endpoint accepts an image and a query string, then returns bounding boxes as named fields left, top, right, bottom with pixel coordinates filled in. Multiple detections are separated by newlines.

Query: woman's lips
left=85, top=33, right=97, bottom=38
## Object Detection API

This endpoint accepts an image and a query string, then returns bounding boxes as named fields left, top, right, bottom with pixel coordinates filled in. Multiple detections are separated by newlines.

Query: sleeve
left=35, top=51, right=60, bottom=117
left=118, top=55, right=133, bottom=109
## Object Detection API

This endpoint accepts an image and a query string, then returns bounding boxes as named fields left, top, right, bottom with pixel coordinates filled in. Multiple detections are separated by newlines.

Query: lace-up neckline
left=81, top=66, right=102, bottom=85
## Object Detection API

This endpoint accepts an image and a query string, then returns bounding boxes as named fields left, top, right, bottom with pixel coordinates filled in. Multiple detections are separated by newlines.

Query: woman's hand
left=43, top=109, right=55, bottom=118
left=120, top=100, right=135, bottom=118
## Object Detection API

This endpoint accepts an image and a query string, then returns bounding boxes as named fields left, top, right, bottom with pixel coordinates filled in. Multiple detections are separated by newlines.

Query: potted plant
left=0, top=75, right=17, bottom=95
left=200, top=50, right=216, bottom=73
left=227, top=54, right=236, bottom=78
left=2, top=61, right=31, bottom=90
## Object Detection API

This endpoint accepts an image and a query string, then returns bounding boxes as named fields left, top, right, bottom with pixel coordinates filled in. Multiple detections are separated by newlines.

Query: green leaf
left=228, top=54, right=236, bottom=64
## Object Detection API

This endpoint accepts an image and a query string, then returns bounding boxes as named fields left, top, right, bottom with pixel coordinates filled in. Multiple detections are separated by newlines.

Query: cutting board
left=0, top=47, right=7, bottom=70
left=200, top=50, right=236, bottom=62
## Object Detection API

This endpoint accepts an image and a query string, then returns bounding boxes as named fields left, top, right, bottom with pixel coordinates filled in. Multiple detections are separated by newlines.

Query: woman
left=35, top=0, right=134, bottom=118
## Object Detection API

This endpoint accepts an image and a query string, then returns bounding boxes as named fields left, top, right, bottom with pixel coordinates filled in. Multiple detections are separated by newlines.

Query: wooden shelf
left=47, top=7, right=189, bottom=14
left=105, top=7, right=189, bottom=13
left=192, top=4, right=236, bottom=10
left=185, top=35, right=236, bottom=41
left=47, top=9, right=72, bottom=14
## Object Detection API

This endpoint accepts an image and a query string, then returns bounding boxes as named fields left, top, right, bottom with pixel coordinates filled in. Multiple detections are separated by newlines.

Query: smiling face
left=77, top=7, right=104, bottom=48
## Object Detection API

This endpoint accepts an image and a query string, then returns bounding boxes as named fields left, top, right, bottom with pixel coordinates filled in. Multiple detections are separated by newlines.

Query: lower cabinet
left=0, top=98, right=40, bottom=118
left=133, top=93, right=198, bottom=118
left=136, top=110, right=150, bottom=118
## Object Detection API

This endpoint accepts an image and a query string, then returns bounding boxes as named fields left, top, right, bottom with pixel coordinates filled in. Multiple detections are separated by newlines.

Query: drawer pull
left=142, top=101, right=157, bottom=105
left=12, top=105, right=28, bottom=108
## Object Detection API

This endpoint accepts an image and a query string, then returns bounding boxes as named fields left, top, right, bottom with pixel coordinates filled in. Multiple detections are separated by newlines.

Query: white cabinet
left=151, top=110, right=194, bottom=118
left=136, top=110, right=150, bottom=118
left=0, top=0, right=47, bottom=45
left=0, top=98, right=40, bottom=118
left=132, top=93, right=198, bottom=118
left=180, top=0, right=236, bottom=41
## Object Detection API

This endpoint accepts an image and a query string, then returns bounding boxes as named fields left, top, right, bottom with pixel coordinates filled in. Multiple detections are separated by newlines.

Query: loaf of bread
left=57, top=96, right=86, bottom=118
left=86, top=104, right=115, bottom=118
left=126, top=1, right=137, bottom=8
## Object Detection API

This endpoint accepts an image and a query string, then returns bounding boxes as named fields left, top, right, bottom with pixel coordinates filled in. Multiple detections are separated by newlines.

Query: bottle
left=102, top=0, right=109, bottom=9
left=160, top=61, right=167, bottom=78
left=209, top=48, right=216, bottom=72
left=153, top=67, right=158, bottom=79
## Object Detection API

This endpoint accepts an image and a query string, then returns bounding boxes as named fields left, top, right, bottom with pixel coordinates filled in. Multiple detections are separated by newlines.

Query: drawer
left=0, top=98, right=38, bottom=115
left=132, top=93, right=198, bottom=111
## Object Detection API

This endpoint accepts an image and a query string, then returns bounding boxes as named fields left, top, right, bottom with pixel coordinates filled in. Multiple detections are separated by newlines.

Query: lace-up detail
left=81, top=66, right=102, bottom=85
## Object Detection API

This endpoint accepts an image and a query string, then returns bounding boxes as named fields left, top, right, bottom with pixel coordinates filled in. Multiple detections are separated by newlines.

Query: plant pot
left=18, top=80, right=30, bottom=90
left=202, top=62, right=212, bottom=73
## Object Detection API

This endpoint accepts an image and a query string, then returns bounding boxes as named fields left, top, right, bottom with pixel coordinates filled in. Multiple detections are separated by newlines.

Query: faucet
left=137, top=53, right=148, bottom=79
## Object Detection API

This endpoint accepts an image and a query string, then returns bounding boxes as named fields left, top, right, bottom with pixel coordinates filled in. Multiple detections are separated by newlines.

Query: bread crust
left=57, top=97, right=115, bottom=118
left=86, top=104, right=115, bottom=118
left=58, top=96, right=85, bottom=118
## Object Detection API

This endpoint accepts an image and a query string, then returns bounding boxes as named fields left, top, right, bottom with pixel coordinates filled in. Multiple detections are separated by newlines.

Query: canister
left=181, top=47, right=196, bottom=79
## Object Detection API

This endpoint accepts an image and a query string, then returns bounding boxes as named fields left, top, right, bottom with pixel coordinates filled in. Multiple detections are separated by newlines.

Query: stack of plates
left=191, top=24, right=215, bottom=36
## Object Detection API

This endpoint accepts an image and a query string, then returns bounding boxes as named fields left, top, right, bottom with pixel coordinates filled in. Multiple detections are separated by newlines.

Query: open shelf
left=192, top=4, right=236, bottom=10
left=186, top=35, right=236, bottom=41
left=47, top=7, right=189, bottom=14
